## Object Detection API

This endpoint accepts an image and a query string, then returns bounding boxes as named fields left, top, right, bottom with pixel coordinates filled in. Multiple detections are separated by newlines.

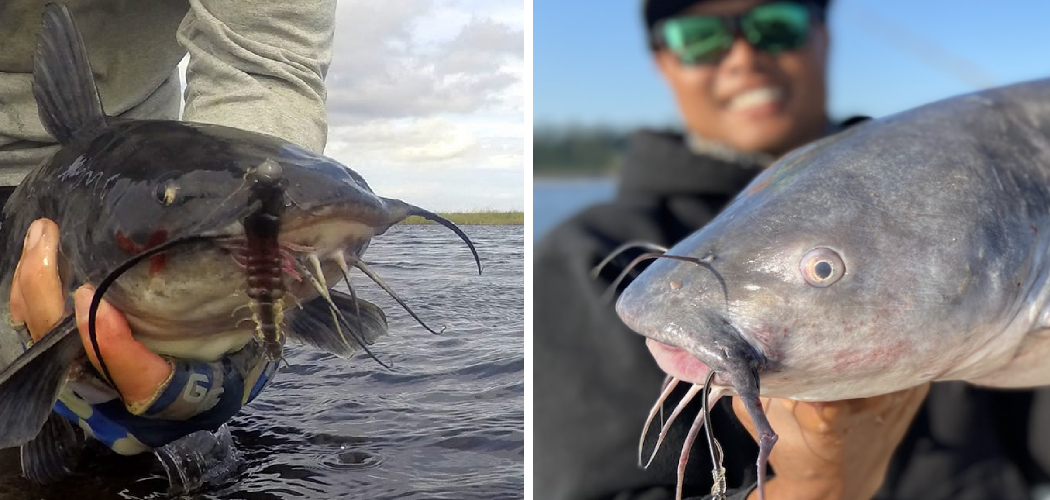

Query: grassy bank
left=400, top=211, right=524, bottom=225
left=534, top=126, right=627, bottom=176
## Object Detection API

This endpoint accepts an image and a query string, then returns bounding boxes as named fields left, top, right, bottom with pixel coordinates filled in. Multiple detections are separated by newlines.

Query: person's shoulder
left=622, top=128, right=688, bottom=161
left=536, top=198, right=661, bottom=266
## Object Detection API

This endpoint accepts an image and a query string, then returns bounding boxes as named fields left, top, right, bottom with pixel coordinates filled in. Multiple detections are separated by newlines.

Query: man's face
left=654, top=0, right=829, bottom=156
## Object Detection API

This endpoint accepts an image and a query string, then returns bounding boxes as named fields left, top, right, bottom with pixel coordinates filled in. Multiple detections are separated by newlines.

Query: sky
left=323, top=0, right=525, bottom=212
left=535, top=0, right=1050, bottom=128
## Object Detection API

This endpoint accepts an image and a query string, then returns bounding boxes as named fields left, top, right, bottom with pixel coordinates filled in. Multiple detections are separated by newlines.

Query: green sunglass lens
left=662, top=17, right=733, bottom=64
left=743, top=2, right=811, bottom=53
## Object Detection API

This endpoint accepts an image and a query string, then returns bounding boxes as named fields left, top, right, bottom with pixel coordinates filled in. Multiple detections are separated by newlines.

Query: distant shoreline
left=400, top=211, right=524, bottom=225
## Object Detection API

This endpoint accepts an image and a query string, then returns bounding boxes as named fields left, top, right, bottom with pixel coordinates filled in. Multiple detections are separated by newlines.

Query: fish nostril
left=669, top=280, right=682, bottom=290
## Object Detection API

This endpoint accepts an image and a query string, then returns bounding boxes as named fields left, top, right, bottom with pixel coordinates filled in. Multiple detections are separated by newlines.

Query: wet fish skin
left=618, top=78, right=1050, bottom=399
left=615, top=78, right=1050, bottom=499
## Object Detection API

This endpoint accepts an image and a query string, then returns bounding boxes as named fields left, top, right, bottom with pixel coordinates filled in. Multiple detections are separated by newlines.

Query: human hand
left=735, top=384, right=931, bottom=500
left=10, top=218, right=173, bottom=409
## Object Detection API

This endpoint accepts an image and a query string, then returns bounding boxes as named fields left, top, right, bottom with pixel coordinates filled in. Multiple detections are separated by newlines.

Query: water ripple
left=0, top=226, right=523, bottom=500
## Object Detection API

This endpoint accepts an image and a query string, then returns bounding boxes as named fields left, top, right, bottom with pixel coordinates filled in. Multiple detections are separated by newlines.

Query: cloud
left=323, top=115, right=523, bottom=211
left=325, top=0, right=524, bottom=122
left=325, top=117, right=522, bottom=170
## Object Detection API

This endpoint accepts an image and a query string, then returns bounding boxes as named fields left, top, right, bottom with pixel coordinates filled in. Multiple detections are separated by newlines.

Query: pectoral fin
left=286, top=291, right=387, bottom=357
left=0, top=315, right=82, bottom=449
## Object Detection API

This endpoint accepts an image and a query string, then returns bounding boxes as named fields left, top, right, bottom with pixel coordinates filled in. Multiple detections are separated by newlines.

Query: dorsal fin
left=32, top=3, right=108, bottom=144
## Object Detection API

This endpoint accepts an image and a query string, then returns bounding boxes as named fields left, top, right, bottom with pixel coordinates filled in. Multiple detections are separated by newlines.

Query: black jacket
left=534, top=128, right=1050, bottom=500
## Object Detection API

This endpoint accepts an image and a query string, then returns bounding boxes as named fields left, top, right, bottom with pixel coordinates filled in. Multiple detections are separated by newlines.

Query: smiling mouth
left=727, top=86, right=785, bottom=112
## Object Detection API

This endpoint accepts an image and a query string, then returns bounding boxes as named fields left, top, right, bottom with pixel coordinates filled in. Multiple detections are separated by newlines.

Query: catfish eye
left=800, top=247, right=844, bottom=287
left=155, top=180, right=179, bottom=205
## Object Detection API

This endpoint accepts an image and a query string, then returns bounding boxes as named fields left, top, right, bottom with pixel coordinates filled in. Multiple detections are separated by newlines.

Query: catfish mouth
left=638, top=323, right=768, bottom=390
left=646, top=339, right=717, bottom=385
left=636, top=328, right=779, bottom=500
left=616, top=283, right=768, bottom=388
left=618, top=287, right=777, bottom=500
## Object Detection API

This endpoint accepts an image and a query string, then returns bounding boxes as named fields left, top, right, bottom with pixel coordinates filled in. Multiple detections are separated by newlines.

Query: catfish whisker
left=591, top=241, right=670, bottom=278
left=703, top=371, right=727, bottom=500
left=334, top=251, right=362, bottom=332
left=230, top=302, right=252, bottom=318
left=601, top=253, right=713, bottom=304
left=641, top=383, right=701, bottom=468
left=600, top=251, right=665, bottom=304
left=403, top=204, right=482, bottom=275
left=297, top=258, right=345, bottom=344
left=294, top=259, right=389, bottom=369
left=661, top=374, right=675, bottom=391
left=355, top=261, right=444, bottom=335
left=308, top=254, right=328, bottom=288
left=677, top=411, right=706, bottom=500
left=639, top=377, right=679, bottom=466
left=668, top=375, right=728, bottom=500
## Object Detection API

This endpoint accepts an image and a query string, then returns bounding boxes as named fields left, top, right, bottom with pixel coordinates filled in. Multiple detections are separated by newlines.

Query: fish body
left=0, top=2, right=479, bottom=465
left=619, top=77, right=1050, bottom=398
left=3, top=120, right=382, bottom=361
left=615, top=78, right=1050, bottom=497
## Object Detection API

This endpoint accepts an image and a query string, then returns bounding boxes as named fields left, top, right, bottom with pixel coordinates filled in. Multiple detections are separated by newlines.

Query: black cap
left=644, top=0, right=831, bottom=33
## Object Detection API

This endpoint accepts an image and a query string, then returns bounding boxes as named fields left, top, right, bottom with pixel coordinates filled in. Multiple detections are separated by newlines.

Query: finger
left=74, top=286, right=172, bottom=407
left=14, top=219, right=65, bottom=341
left=811, top=384, right=930, bottom=429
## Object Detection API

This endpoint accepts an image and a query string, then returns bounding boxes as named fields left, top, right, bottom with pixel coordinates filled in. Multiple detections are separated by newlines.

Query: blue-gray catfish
left=616, top=78, right=1050, bottom=499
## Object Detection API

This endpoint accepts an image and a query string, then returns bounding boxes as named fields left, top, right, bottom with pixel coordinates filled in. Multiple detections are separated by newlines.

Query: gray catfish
left=615, top=78, right=1050, bottom=499
left=0, top=3, right=480, bottom=479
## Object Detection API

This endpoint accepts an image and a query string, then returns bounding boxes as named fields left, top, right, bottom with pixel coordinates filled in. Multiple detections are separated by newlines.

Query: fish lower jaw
left=280, top=218, right=375, bottom=255
left=136, top=330, right=255, bottom=362
left=645, top=339, right=714, bottom=385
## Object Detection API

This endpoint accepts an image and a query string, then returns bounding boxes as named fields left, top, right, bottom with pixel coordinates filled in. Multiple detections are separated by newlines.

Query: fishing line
left=703, top=370, right=727, bottom=500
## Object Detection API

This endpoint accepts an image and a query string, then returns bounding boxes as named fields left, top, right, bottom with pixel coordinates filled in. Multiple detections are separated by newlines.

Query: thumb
left=73, top=285, right=123, bottom=374
left=11, top=219, right=65, bottom=341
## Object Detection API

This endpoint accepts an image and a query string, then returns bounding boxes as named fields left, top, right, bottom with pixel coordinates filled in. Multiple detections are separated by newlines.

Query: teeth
left=728, top=87, right=783, bottom=110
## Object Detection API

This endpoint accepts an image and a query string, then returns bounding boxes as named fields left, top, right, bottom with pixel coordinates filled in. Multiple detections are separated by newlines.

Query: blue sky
left=535, top=0, right=1050, bottom=127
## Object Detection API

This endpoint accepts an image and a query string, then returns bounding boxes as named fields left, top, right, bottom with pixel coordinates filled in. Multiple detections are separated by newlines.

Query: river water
left=533, top=178, right=615, bottom=241
left=0, top=224, right=524, bottom=500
